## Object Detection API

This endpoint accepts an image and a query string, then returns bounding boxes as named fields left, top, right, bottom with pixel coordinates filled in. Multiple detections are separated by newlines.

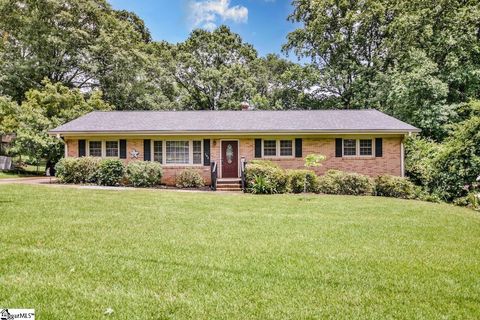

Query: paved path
left=0, top=177, right=244, bottom=194
left=0, top=176, right=56, bottom=184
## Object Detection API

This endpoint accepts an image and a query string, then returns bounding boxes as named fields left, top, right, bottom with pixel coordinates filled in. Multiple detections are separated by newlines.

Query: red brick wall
left=248, top=137, right=402, bottom=177
left=66, top=139, right=78, bottom=157
left=64, top=136, right=403, bottom=185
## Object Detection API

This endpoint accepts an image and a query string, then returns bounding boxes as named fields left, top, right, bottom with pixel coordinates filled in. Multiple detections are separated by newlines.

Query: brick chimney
left=240, top=101, right=250, bottom=111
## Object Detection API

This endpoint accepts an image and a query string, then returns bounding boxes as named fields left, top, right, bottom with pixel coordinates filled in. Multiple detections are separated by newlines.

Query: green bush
left=404, top=135, right=439, bottom=187
left=245, top=160, right=288, bottom=194
left=95, top=159, right=124, bottom=186
left=176, top=169, right=205, bottom=188
left=374, top=174, right=416, bottom=199
left=249, top=175, right=270, bottom=194
left=453, top=192, right=480, bottom=211
left=405, top=104, right=480, bottom=203
left=55, top=157, right=100, bottom=184
left=429, top=113, right=480, bottom=201
left=318, top=170, right=374, bottom=195
left=287, top=169, right=319, bottom=193
left=125, top=161, right=163, bottom=187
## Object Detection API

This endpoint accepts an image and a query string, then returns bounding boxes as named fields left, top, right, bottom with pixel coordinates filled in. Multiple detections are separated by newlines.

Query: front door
left=221, top=141, right=238, bottom=178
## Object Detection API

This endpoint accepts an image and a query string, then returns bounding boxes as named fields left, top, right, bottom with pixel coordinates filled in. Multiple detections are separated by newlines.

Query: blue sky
left=109, top=0, right=301, bottom=59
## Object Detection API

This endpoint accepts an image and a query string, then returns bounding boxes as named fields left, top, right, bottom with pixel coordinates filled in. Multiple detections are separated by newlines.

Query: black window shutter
left=375, top=138, right=383, bottom=157
left=78, top=139, right=86, bottom=157
left=335, top=138, right=342, bottom=157
left=143, top=139, right=151, bottom=161
left=119, top=139, right=127, bottom=159
left=254, top=139, right=262, bottom=158
left=203, top=139, right=210, bottom=166
left=295, top=138, right=302, bottom=158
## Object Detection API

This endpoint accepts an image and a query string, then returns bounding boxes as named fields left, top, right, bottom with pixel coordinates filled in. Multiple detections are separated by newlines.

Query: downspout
left=400, top=135, right=406, bottom=178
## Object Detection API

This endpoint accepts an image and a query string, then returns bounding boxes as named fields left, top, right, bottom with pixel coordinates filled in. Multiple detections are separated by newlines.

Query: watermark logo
left=0, top=309, right=35, bottom=320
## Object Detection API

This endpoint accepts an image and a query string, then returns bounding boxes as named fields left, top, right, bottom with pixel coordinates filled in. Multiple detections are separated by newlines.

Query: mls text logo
left=0, top=309, right=35, bottom=320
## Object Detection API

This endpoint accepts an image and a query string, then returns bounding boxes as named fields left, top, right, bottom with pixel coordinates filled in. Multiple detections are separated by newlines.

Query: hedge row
left=55, top=157, right=163, bottom=187
left=245, top=160, right=417, bottom=199
left=55, top=157, right=207, bottom=188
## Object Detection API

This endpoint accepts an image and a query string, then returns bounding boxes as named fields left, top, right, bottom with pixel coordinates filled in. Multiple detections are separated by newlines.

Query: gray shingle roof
left=50, top=110, right=420, bottom=134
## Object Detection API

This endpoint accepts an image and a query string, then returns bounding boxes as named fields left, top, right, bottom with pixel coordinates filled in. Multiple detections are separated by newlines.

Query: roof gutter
left=49, top=129, right=421, bottom=136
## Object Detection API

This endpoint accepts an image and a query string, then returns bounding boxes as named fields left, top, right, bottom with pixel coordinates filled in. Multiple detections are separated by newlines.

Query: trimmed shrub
left=245, top=160, right=288, bottom=194
left=318, top=170, right=374, bottom=195
left=287, top=169, right=319, bottom=193
left=95, top=159, right=124, bottom=186
left=374, top=174, right=416, bottom=199
left=125, top=161, right=163, bottom=187
left=176, top=169, right=205, bottom=188
left=55, top=157, right=100, bottom=184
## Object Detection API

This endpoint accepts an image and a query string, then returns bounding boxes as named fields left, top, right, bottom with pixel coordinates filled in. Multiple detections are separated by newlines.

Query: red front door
left=221, top=141, right=238, bottom=178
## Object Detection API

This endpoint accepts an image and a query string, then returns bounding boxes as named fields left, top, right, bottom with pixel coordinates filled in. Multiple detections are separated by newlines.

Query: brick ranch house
left=49, top=109, right=420, bottom=188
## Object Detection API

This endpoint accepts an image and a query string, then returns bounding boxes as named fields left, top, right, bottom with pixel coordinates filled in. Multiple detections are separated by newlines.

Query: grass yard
left=1, top=184, right=479, bottom=319
left=0, top=162, right=45, bottom=179
left=0, top=171, right=39, bottom=179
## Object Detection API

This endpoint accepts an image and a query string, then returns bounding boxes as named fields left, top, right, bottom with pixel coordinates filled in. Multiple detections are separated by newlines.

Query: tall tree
left=167, top=26, right=258, bottom=110
left=0, top=0, right=173, bottom=110
left=285, top=0, right=480, bottom=140
left=0, top=95, right=19, bottom=135
left=251, top=54, right=319, bottom=109
left=284, top=0, right=391, bottom=109
left=11, top=80, right=112, bottom=164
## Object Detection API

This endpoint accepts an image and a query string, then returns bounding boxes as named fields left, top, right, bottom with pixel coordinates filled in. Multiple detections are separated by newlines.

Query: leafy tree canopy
left=11, top=80, right=112, bottom=163
left=285, top=0, right=480, bottom=140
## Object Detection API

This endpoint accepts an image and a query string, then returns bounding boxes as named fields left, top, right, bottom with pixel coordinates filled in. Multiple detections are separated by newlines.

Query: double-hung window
left=280, top=140, right=293, bottom=156
left=262, top=139, right=293, bottom=157
left=343, top=139, right=357, bottom=156
left=263, top=140, right=277, bottom=156
left=89, top=141, right=102, bottom=157
left=359, top=139, right=373, bottom=156
left=343, top=139, right=373, bottom=157
left=192, top=141, right=202, bottom=164
left=153, top=141, right=163, bottom=163
left=105, top=141, right=118, bottom=157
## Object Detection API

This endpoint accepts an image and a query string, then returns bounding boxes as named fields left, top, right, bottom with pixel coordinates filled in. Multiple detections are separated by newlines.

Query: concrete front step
left=217, top=178, right=241, bottom=183
left=216, top=178, right=243, bottom=191
left=217, top=183, right=241, bottom=188
left=216, top=188, right=243, bottom=192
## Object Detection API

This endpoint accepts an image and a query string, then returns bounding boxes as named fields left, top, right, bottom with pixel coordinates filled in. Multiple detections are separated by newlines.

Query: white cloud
left=202, top=22, right=218, bottom=31
left=189, top=0, right=248, bottom=30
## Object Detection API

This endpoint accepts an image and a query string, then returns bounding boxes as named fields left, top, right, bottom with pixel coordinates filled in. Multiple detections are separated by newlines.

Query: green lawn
left=1, top=185, right=479, bottom=319
left=0, top=171, right=40, bottom=179
left=0, top=162, right=45, bottom=179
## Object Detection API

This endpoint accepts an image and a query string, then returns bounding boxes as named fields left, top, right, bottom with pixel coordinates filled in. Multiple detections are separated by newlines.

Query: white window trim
left=261, top=139, right=294, bottom=158
left=86, top=140, right=119, bottom=158
left=105, top=140, right=120, bottom=158
left=342, top=138, right=375, bottom=158
left=151, top=140, right=204, bottom=166
left=87, top=140, right=103, bottom=158
left=151, top=140, right=164, bottom=163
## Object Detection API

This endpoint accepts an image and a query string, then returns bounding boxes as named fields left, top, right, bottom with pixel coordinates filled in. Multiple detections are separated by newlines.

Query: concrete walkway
left=0, top=177, right=245, bottom=194
left=0, top=176, right=56, bottom=184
